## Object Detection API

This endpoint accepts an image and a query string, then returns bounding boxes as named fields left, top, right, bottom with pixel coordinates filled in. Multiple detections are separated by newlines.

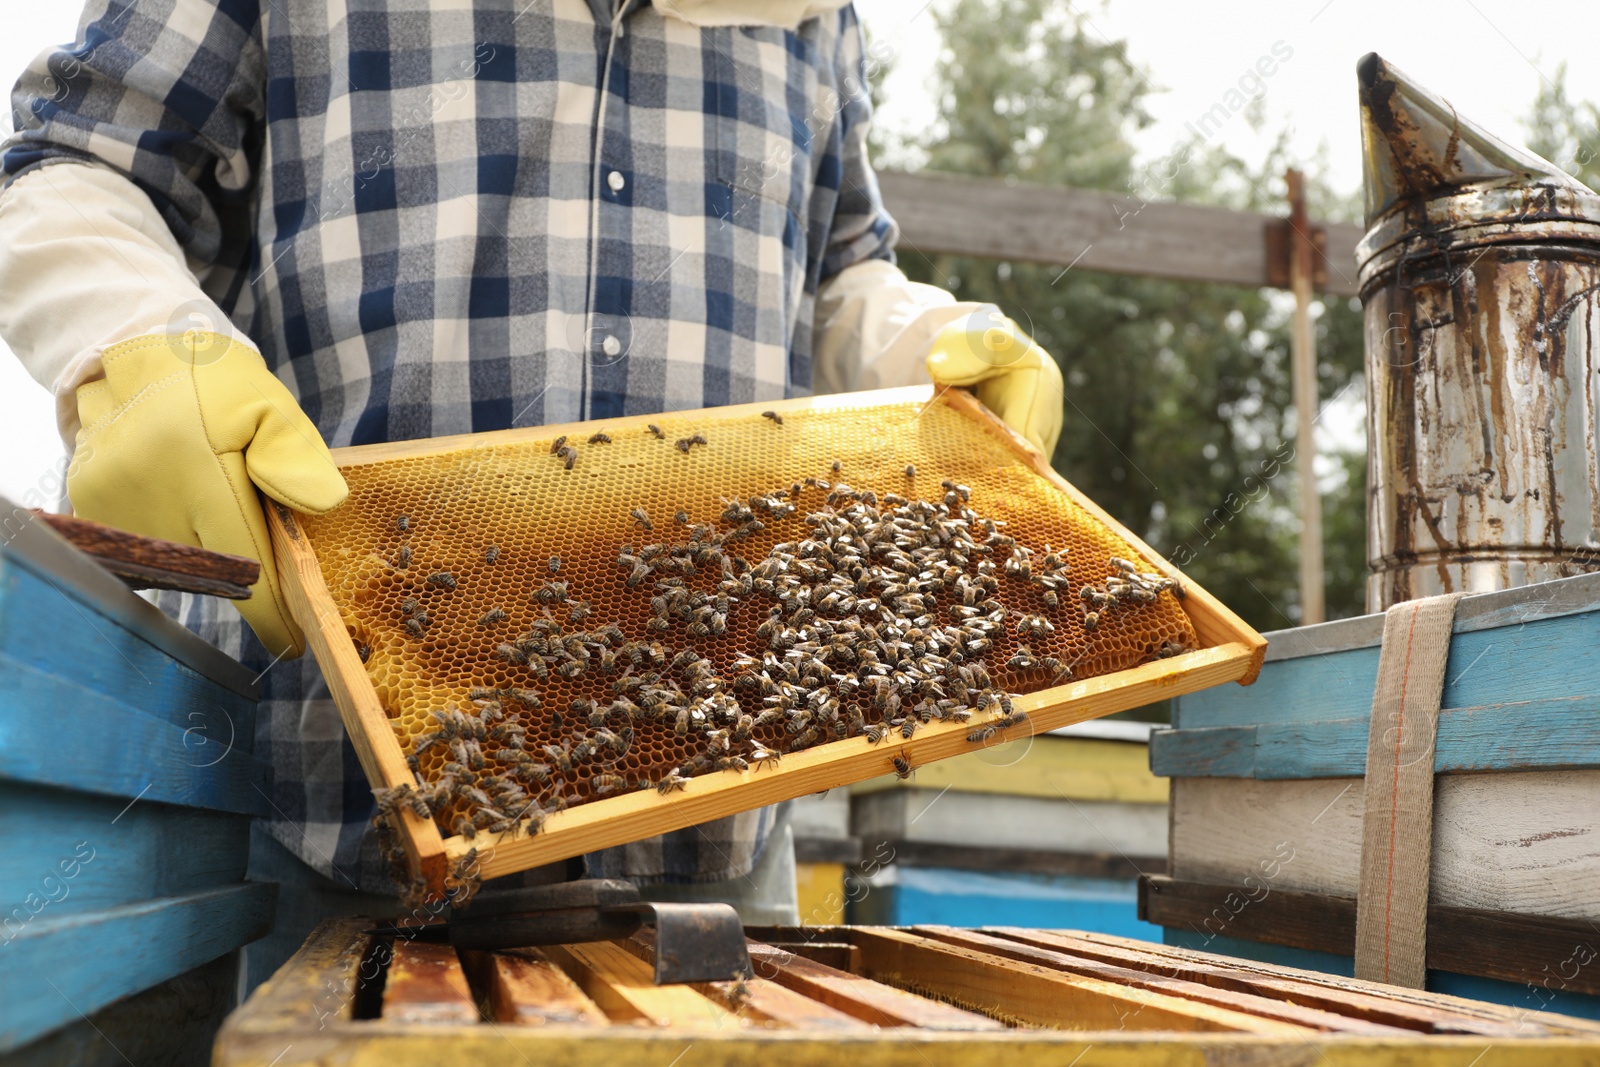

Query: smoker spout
left=1357, top=52, right=1584, bottom=226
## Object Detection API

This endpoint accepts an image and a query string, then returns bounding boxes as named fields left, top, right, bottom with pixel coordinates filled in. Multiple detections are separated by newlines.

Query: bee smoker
left=1358, top=53, right=1600, bottom=609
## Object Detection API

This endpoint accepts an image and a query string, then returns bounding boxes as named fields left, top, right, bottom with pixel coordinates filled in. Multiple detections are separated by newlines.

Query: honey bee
left=831, top=460, right=842, bottom=473
left=675, top=438, right=692, bottom=453
left=396, top=514, right=411, bottom=532
left=904, top=464, right=916, bottom=478
left=691, top=434, right=707, bottom=446
left=532, top=581, right=569, bottom=604
left=1083, top=610, right=1100, bottom=632
left=656, top=769, right=690, bottom=793
left=550, top=435, right=568, bottom=454
left=1043, top=589, right=1060, bottom=610
left=748, top=747, right=781, bottom=769
left=452, top=814, right=476, bottom=840
left=401, top=597, right=419, bottom=615
left=591, top=774, right=628, bottom=794
left=567, top=600, right=592, bottom=624
left=993, top=711, right=1029, bottom=730
left=561, top=446, right=578, bottom=469
left=727, top=972, right=751, bottom=1005
left=674, top=510, right=689, bottom=525
left=355, top=641, right=371, bottom=663
left=900, top=718, right=917, bottom=739
left=478, top=608, right=507, bottom=628
left=483, top=544, right=500, bottom=564
left=405, top=616, right=427, bottom=638
left=588, top=432, right=612, bottom=444
left=715, top=755, right=749, bottom=773
left=967, top=724, right=998, bottom=743
left=427, top=571, right=457, bottom=589
left=891, top=754, right=913, bottom=779
left=508, top=688, right=542, bottom=709
left=395, top=545, right=413, bottom=570
left=547, top=555, right=561, bottom=573
left=630, top=507, right=652, bottom=530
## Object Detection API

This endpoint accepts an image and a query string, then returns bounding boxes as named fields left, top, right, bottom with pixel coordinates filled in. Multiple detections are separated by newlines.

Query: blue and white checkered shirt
left=5, top=0, right=895, bottom=891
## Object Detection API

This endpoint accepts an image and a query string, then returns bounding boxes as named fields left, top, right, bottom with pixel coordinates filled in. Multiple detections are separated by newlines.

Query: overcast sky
left=4, top=0, right=1599, bottom=505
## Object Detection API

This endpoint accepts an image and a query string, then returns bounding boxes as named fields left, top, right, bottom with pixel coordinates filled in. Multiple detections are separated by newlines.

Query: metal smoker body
left=1358, top=53, right=1600, bottom=609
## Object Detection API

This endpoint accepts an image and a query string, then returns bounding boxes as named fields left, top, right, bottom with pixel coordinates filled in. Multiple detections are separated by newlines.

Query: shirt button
left=607, top=170, right=625, bottom=193
left=601, top=334, right=622, bottom=357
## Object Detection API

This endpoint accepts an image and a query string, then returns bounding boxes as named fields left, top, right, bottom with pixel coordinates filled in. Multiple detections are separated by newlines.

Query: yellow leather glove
left=926, top=309, right=1064, bottom=457
left=68, top=332, right=348, bottom=659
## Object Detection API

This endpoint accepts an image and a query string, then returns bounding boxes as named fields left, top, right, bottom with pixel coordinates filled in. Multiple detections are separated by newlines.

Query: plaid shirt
left=6, top=0, right=894, bottom=890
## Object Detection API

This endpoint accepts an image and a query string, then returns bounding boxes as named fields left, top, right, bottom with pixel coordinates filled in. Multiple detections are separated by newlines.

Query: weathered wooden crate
left=267, top=385, right=1265, bottom=893
left=214, top=916, right=1600, bottom=1064
left=1147, top=573, right=1600, bottom=1017
left=0, top=500, right=275, bottom=1062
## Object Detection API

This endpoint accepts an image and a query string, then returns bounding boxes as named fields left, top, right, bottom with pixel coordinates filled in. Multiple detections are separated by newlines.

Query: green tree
left=1525, top=62, right=1600, bottom=190
left=883, top=0, right=1368, bottom=633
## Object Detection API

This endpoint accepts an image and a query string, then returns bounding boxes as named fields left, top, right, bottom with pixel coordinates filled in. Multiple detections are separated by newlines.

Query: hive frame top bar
left=272, top=385, right=1265, bottom=892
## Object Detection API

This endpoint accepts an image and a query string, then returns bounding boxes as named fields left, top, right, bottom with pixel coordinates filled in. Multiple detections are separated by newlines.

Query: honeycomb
left=301, top=396, right=1198, bottom=840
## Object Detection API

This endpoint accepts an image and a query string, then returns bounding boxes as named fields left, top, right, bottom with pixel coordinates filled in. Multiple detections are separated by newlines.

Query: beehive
left=269, top=386, right=1264, bottom=893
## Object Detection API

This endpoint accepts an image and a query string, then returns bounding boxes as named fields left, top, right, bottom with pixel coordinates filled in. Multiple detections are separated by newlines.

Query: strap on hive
left=1353, top=592, right=1463, bottom=988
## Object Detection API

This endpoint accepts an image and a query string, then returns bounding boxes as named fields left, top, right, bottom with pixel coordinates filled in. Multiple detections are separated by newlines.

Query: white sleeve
left=811, top=257, right=986, bottom=396
left=0, top=161, right=247, bottom=446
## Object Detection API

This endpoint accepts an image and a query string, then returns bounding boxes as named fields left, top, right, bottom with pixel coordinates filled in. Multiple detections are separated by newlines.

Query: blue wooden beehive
left=0, top=500, right=275, bottom=1061
left=1145, top=573, right=1600, bottom=1019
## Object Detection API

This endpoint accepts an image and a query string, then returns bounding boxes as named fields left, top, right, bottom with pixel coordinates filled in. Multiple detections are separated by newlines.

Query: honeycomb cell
left=301, top=398, right=1198, bottom=842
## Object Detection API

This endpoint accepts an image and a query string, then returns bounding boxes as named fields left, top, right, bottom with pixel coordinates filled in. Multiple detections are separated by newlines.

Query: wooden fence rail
left=878, top=170, right=1363, bottom=298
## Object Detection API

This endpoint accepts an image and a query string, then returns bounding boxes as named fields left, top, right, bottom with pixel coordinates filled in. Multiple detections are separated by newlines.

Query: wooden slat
left=753, top=941, right=860, bottom=973
left=0, top=780, right=249, bottom=917
left=1068, top=928, right=1600, bottom=1037
left=382, top=940, right=479, bottom=1024
left=1152, top=697, right=1600, bottom=779
left=1168, top=772, right=1600, bottom=921
left=987, top=928, right=1536, bottom=1037
left=267, top=502, right=447, bottom=891
left=31, top=510, right=260, bottom=598
left=878, top=170, right=1364, bottom=297
left=0, top=556, right=258, bottom=735
left=542, top=941, right=734, bottom=1028
left=458, top=947, right=608, bottom=1026
left=746, top=940, right=1003, bottom=1030
left=1, top=500, right=260, bottom=699
left=848, top=927, right=1309, bottom=1033
left=1177, top=610, right=1600, bottom=730
left=0, top=883, right=275, bottom=1053
left=1140, top=874, right=1600, bottom=998
left=620, top=930, right=870, bottom=1030
left=0, top=650, right=272, bottom=815
left=916, top=926, right=1406, bottom=1035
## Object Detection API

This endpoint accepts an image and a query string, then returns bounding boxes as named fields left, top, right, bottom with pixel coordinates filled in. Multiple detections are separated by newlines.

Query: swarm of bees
left=365, top=417, right=1190, bottom=852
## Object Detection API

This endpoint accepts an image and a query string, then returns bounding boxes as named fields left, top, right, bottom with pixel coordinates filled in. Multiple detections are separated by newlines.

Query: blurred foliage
left=875, top=0, right=1368, bottom=631
left=1525, top=62, right=1600, bottom=190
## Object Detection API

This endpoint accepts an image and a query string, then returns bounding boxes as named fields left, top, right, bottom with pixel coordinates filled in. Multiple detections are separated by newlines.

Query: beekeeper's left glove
left=926, top=308, right=1065, bottom=457
left=68, top=331, right=348, bottom=659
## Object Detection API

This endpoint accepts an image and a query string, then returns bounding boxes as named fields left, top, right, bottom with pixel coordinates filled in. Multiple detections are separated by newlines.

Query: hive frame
left=269, top=386, right=1265, bottom=892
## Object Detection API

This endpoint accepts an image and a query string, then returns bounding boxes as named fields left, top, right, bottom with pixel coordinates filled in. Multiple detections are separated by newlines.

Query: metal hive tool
left=269, top=386, right=1265, bottom=896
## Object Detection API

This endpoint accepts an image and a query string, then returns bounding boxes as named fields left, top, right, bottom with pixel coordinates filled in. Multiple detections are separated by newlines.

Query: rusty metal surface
left=1357, top=53, right=1600, bottom=609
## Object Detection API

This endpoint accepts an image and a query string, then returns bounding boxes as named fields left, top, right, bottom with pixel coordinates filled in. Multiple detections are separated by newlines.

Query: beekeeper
left=0, top=0, right=1062, bottom=976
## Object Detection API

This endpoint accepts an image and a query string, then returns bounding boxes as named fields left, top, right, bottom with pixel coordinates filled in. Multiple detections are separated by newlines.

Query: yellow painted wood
left=850, top=734, right=1169, bottom=803
left=269, top=385, right=1269, bottom=892
left=849, top=927, right=1308, bottom=1034
left=542, top=941, right=736, bottom=1029
left=796, top=862, right=847, bottom=926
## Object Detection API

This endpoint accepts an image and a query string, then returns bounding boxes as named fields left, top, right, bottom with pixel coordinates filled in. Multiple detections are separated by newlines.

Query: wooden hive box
left=0, top=499, right=275, bottom=1063
left=215, top=916, right=1600, bottom=1064
left=847, top=720, right=1168, bottom=937
left=1147, top=573, right=1600, bottom=1018
left=268, top=386, right=1265, bottom=894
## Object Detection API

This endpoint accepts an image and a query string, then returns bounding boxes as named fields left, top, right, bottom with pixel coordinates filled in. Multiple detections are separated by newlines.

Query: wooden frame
left=214, top=918, right=1600, bottom=1065
left=268, top=386, right=1265, bottom=891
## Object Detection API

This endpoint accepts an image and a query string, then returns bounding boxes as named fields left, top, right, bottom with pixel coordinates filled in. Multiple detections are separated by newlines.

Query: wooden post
left=1286, top=169, right=1325, bottom=625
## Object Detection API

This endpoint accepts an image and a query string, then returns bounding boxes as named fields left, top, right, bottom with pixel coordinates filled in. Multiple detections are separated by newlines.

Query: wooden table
left=214, top=918, right=1600, bottom=1065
